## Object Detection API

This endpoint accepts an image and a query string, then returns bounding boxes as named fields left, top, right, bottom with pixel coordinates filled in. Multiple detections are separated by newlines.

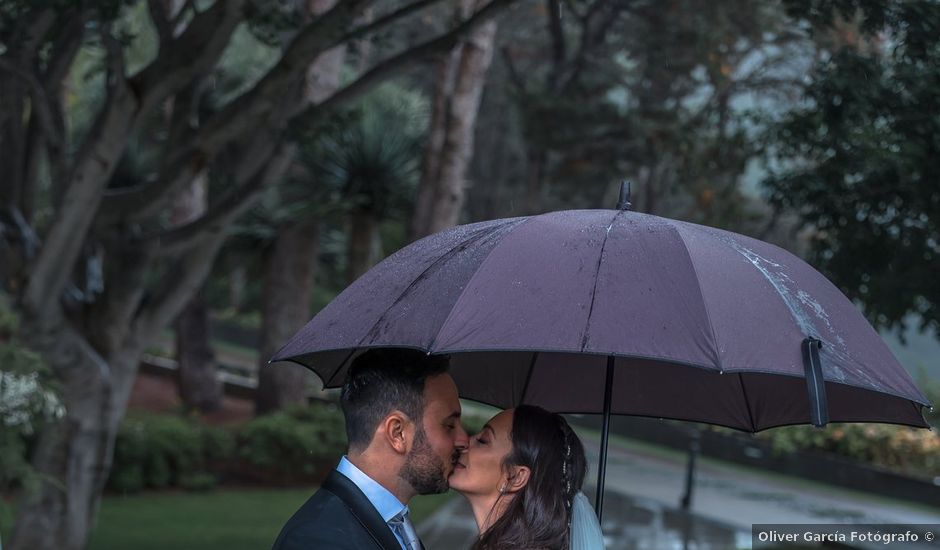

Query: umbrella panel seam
left=579, top=210, right=624, bottom=353
left=426, top=216, right=537, bottom=352
left=671, top=221, right=725, bottom=371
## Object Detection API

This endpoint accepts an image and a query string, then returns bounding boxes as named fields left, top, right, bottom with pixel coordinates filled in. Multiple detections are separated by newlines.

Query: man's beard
left=400, top=426, right=449, bottom=495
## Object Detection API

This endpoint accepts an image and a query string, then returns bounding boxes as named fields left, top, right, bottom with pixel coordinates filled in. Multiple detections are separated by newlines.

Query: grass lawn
left=1, top=488, right=453, bottom=550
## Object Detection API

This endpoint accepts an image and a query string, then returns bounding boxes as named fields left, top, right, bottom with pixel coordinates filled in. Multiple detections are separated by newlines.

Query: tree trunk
left=411, top=0, right=499, bottom=240
left=10, top=228, right=232, bottom=550
left=524, top=146, right=546, bottom=214
left=171, top=171, right=221, bottom=412
left=253, top=0, right=343, bottom=415
left=9, top=321, right=140, bottom=550
left=346, top=210, right=380, bottom=284
left=256, top=221, right=321, bottom=414
left=175, top=290, right=220, bottom=413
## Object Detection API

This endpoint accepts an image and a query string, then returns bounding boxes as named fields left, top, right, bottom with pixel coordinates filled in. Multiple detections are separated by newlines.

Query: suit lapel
left=322, top=470, right=403, bottom=550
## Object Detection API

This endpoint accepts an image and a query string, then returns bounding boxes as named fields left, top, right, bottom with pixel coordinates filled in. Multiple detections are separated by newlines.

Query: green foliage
left=764, top=1, right=940, bottom=332
left=108, top=403, right=344, bottom=493
left=109, top=414, right=234, bottom=494
left=0, top=293, right=63, bottom=494
left=294, top=82, right=428, bottom=219
left=236, top=404, right=346, bottom=482
left=759, top=423, right=940, bottom=478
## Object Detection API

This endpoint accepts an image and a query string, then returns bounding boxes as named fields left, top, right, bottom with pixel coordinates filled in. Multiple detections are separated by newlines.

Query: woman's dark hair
left=473, top=405, right=587, bottom=550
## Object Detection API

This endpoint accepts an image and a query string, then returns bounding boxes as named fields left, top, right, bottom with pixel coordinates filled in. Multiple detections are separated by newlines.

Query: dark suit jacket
left=272, top=470, right=418, bottom=550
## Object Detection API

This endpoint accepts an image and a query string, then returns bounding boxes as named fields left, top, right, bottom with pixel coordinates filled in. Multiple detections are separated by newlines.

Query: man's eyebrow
left=447, top=411, right=461, bottom=420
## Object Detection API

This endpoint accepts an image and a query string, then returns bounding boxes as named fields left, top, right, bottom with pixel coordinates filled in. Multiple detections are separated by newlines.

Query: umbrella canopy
left=272, top=208, right=931, bottom=431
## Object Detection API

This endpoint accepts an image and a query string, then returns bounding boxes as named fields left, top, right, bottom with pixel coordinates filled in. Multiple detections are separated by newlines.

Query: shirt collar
left=336, top=456, right=408, bottom=523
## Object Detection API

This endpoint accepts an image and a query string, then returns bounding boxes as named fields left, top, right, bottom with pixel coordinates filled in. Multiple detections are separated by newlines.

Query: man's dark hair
left=340, top=348, right=449, bottom=452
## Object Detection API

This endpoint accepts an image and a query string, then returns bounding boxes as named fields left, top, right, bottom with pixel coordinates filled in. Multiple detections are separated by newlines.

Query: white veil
left=569, top=492, right=605, bottom=549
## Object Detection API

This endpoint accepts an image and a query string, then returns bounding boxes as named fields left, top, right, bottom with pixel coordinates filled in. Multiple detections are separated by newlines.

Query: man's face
left=400, top=373, right=468, bottom=494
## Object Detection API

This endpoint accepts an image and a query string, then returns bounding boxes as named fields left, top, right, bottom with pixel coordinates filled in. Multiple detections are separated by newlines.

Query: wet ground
left=418, top=490, right=749, bottom=550
left=418, top=428, right=940, bottom=550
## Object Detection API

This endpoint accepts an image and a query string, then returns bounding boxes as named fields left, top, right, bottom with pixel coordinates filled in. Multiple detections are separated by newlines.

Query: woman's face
left=448, top=409, right=514, bottom=497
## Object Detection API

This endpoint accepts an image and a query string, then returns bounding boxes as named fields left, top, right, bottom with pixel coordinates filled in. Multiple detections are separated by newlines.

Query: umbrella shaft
left=595, top=356, right=615, bottom=521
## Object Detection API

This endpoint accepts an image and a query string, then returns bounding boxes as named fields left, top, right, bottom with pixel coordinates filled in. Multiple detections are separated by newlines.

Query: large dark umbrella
left=271, top=184, right=931, bottom=519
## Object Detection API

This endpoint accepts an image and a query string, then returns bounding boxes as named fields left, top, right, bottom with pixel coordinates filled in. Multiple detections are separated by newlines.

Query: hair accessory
left=559, top=417, right=574, bottom=519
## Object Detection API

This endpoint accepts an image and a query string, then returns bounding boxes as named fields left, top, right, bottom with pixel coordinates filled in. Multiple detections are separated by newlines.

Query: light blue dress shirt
left=336, top=456, right=413, bottom=550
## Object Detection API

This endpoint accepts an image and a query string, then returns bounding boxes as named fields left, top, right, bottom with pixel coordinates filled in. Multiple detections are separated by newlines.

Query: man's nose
left=454, top=423, right=469, bottom=450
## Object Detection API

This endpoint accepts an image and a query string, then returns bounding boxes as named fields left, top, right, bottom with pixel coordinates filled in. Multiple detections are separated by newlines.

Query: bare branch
left=546, top=0, right=567, bottom=89
left=333, top=0, right=443, bottom=46
left=307, top=0, right=516, bottom=119
left=148, top=0, right=173, bottom=45
left=43, top=12, right=88, bottom=97
left=172, top=0, right=197, bottom=26
left=562, top=0, right=618, bottom=92
left=132, top=0, right=246, bottom=113
left=10, top=8, right=56, bottom=57
left=0, top=59, right=64, bottom=151
left=132, top=142, right=296, bottom=339
left=23, top=24, right=138, bottom=321
left=501, top=47, right=527, bottom=91
left=141, top=134, right=296, bottom=255
left=194, top=1, right=369, bottom=151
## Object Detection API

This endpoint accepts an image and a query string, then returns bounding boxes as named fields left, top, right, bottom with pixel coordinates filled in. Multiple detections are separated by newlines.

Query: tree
left=411, top=0, right=500, bottom=239
left=481, top=0, right=804, bottom=227
left=764, top=0, right=940, bottom=332
left=0, top=1, right=514, bottom=548
left=254, top=0, right=345, bottom=415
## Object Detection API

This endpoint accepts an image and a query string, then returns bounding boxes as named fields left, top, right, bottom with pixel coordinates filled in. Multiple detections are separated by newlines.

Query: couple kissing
left=272, top=348, right=604, bottom=550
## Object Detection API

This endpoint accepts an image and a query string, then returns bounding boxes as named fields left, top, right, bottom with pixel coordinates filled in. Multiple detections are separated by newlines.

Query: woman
left=449, top=405, right=604, bottom=549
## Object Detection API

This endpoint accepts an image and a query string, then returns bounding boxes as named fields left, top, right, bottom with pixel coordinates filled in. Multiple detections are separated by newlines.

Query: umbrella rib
left=324, top=348, right=358, bottom=388
left=518, top=351, right=539, bottom=405
left=736, top=373, right=758, bottom=432
left=671, top=223, right=724, bottom=371
left=360, top=219, right=524, bottom=350
left=426, top=216, right=538, bottom=352
left=579, top=210, right=624, bottom=352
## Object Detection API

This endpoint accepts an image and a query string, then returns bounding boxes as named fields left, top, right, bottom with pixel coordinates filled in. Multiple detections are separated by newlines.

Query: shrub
left=235, top=403, right=345, bottom=484
left=108, top=402, right=345, bottom=492
left=108, top=414, right=234, bottom=493
left=759, top=423, right=940, bottom=478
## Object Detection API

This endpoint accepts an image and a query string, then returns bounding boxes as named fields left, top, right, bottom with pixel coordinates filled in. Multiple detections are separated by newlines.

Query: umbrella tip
left=616, top=180, right=632, bottom=211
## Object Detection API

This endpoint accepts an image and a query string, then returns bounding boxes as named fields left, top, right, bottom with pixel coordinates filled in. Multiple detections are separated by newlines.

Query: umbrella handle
left=802, top=337, right=829, bottom=427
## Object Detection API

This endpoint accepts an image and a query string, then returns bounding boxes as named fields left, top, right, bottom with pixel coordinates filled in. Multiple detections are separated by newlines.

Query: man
left=272, top=349, right=469, bottom=550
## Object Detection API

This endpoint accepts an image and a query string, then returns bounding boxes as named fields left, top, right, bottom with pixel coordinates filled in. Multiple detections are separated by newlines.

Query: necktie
left=388, top=509, right=420, bottom=550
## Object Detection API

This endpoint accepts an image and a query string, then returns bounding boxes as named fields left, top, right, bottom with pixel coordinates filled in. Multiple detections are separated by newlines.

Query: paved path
left=419, top=431, right=940, bottom=549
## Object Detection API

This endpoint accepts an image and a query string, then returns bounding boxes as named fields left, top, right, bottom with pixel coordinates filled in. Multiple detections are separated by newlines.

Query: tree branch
left=132, top=143, right=296, bottom=339
left=302, top=0, right=516, bottom=120
left=147, top=0, right=173, bottom=46
left=333, top=0, right=443, bottom=46
left=23, top=24, right=138, bottom=322
left=546, top=0, right=567, bottom=89
left=501, top=46, right=527, bottom=92
left=96, top=0, right=362, bottom=222
left=148, top=139, right=296, bottom=256
left=132, top=0, right=246, bottom=113
left=0, top=59, right=64, bottom=151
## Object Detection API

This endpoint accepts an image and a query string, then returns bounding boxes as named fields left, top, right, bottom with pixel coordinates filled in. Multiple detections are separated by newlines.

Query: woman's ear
left=504, top=465, right=531, bottom=494
left=380, top=411, right=414, bottom=455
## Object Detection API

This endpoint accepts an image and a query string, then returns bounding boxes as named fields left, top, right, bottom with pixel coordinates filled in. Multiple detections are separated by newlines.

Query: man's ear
left=379, top=411, right=415, bottom=455
left=504, top=465, right=531, bottom=494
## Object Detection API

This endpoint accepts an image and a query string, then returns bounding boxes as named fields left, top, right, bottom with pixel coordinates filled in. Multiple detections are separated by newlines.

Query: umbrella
left=270, top=182, right=932, bottom=520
